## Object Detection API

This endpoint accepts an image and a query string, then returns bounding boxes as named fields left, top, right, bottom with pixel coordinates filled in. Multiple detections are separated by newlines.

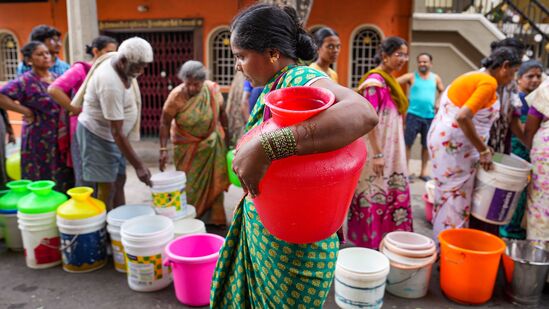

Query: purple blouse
left=529, top=106, right=547, bottom=121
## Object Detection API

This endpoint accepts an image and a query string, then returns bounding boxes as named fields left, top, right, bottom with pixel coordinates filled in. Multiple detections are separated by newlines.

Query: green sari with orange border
left=166, top=80, right=229, bottom=225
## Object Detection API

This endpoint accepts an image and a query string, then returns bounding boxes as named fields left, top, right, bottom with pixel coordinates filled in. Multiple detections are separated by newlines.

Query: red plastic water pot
left=239, top=86, right=367, bottom=244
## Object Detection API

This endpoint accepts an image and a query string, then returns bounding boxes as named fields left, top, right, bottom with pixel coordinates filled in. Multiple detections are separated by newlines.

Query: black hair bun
left=296, top=33, right=317, bottom=61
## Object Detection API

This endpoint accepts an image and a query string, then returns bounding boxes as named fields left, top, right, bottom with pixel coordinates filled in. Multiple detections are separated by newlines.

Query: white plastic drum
left=151, top=171, right=187, bottom=219
left=473, top=153, right=531, bottom=225
left=18, top=211, right=60, bottom=269
left=106, top=204, right=155, bottom=272
left=121, top=215, right=174, bottom=292
left=335, top=247, right=390, bottom=308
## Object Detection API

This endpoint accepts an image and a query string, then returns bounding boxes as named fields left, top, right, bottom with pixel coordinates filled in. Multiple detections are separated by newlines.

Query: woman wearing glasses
left=347, top=36, right=413, bottom=249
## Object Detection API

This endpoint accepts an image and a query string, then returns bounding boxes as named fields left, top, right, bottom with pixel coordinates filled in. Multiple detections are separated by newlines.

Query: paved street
left=1, top=139, right=548, bottom=308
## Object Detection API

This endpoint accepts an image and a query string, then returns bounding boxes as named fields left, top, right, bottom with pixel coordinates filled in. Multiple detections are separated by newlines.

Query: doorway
left=103, top=30, right=197, bottom=137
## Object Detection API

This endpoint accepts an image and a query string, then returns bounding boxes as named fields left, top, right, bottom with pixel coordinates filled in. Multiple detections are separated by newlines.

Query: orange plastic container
left=438, top=228, right=506, bottom=305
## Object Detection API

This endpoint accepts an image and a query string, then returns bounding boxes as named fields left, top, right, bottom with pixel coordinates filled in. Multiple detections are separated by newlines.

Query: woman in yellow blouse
left=310, top=27, right=340, bottom=82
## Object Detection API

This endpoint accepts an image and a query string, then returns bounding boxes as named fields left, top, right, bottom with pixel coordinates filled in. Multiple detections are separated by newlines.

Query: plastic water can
left=238, top=87, right=367, bottom=244
left=0, top=180, right=32, bottom=250
left=17, top=180, right=67, bottom=268
left=57, top=187, right=107, bottom=272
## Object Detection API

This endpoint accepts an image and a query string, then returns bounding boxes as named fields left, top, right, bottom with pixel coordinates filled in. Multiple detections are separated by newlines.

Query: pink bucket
left=164, top=233, right=225, bottom=306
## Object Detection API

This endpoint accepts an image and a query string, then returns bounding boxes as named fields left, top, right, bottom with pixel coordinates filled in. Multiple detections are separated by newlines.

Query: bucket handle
left=163, top=257, right=173, bottom=268
left=59, top=234, right=79, bottom=252
left=39, top=238, right=61, bottom=250
left=386, top=269, right=421, bottom=286
left=444, top=250, right=466, bottom=265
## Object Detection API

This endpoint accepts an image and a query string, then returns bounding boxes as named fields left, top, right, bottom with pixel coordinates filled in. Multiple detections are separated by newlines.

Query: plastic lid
left=151, top=171, right=186, bottom=187
left=18, top=181, right=68, bottom=214
left=107, top=204, right=155, bottom=226
left=0, top=180, right=32, bottom=212
left=57, top=187, right=106, bottom=220
left=337, top=247, right=389, bottom=274
left=6, top=180, right=32, bottom=192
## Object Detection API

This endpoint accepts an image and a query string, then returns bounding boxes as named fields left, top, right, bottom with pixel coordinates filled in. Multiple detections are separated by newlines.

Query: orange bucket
left=438, top=228, right=506, bottom=305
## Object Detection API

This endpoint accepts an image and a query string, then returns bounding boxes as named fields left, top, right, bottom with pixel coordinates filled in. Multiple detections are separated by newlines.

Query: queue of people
left=0, top=25, right=154, bottom=212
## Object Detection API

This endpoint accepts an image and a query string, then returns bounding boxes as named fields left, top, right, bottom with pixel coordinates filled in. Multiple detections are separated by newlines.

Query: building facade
left=0, top=0, right=412, bottom=136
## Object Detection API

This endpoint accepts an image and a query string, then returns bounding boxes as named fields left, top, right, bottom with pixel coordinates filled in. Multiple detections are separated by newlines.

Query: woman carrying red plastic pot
left=210, top=4, right=378, bottom=307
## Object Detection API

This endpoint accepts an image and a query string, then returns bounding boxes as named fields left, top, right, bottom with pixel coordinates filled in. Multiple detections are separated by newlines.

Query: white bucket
left=121, top=215, right=174, bottom=292
left=0, top=213, right=23, bottom=251
left=173, top=218, right=206, bottom=239
left=472, top=153, right=531, bottom=225
left=57, top=212, right=107, bottom=273
left=381, top=240, right=437, bottom=299
left=151, top=171, right=187, bottom=219
left=17, top=211, right=61, bottom=269
left=335, top=247, right=390, bottom=308
left=106, top=204, right=155, bottom=272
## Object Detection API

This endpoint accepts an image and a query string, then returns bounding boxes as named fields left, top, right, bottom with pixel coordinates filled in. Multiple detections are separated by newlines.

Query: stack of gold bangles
left=260, top=127, right=297, bottom=161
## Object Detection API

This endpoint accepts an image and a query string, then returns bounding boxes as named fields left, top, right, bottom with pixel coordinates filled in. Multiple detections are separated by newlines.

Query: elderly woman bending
left=159, top=61, right=230, bottom=225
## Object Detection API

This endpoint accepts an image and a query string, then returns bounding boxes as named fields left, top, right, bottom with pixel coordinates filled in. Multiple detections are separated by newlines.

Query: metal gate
left=103, top=31, right=195, bottom=137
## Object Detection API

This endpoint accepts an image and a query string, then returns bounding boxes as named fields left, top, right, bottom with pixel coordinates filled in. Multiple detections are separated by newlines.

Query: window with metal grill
left=350, top=28, right=382, bottom=89
left=0, top=34, right=18, bottom=81
left=210, top=28, right=234, bottom=86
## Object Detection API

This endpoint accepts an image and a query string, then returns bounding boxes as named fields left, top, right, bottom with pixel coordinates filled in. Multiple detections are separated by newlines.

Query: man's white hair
left=118, top=37, right=153, bottom=63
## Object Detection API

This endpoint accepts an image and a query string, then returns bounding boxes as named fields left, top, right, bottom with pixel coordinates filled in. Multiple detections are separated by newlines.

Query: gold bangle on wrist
left=259, top=128, right=297, bottom=161
left=160, top=147, right=168, bottom=152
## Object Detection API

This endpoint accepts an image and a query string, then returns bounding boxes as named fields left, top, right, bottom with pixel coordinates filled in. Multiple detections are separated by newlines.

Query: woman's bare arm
left=233, top=78, right=378, bottom=196
left=523, top=114, right=542, bottom=149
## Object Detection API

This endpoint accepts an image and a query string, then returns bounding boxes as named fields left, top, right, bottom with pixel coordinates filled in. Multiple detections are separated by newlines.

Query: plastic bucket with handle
left=472, top=153, right=531, bottom=225
left=151, top=171, right=187, bottom=219
left=438, top=228, right=505, bottom=305
left=164, top=233, right=225, bottom=306
left=335, top=247, right=390, bottom=308
left=106, top=204, right=155, bottom=272
left=121, top=215, right=174, bottom=292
